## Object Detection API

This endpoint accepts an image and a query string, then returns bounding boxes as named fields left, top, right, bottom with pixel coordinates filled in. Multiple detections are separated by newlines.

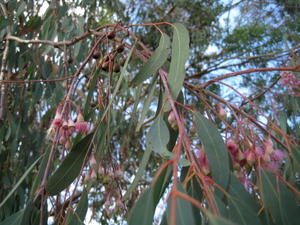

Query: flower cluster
left=47, top=106, right=91, bottom=149
left=227, top=138, right=286, bottom=173
left=280, top=71, right=300, bottom=96
left=196, top=137, right=286, bottom=189
left=84, top=154, right=124, bottom=215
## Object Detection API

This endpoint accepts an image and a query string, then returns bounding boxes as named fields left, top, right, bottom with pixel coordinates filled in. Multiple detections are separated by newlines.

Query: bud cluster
left=84, top=154, right=124, bottom=214
left=47, top=105, right=91, bottom=149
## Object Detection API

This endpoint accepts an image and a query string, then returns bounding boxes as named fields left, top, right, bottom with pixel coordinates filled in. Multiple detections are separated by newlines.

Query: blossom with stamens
left=272, top=149, right=286, bottom=161
left=75, top=121, right=90, bottom=133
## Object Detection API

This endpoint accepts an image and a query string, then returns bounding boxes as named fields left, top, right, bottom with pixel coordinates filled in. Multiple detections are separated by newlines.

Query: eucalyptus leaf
left=47, top=133, right=94, bottom=196
left=168, top=23, right=189, bottom=99
left=194, top=112, right=230, bottom=188
left=131, top=33, right=170, bottom=85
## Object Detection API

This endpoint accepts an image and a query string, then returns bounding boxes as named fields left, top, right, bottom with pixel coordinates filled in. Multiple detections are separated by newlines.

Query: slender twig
left=0, top=3, right=11, bottom=120
left=199, top=65, right=300, bottom=89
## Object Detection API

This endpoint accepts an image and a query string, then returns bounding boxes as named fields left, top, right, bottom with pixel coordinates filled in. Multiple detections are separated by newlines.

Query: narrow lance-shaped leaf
left=164, top=183, right=198, bottom=225
left=259, top=169, right=300, bottom=225
left=259, top=169, right=282, bottom=225
left=47, top=133, right=94, bottom=196
left=194, top=112, right=230, bottom=188
left=0, top=209, right=25, bottom=225
left=131, top=33, right=170, bottom=85
left=128, top=165, right=172, bottom=225
left=124, top=115, right=171, bottom=199
left=168, top=23, right=189, bottom=99
left=147, top=116, right=172, bottom=158
left=0, top=155, right=42, bottom=208
left=65, top=189, right=89, bottom=225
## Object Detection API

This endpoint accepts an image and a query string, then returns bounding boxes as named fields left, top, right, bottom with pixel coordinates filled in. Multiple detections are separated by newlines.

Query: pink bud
left=227, top=140, right=238, bottom=154
left=77, top=111, right=85, bottom=122
left=168, top=111, right=178, bottom=130
left=264, top=137, right=273, bottom=155
left=245, top=150, right=256, bottom=166
left=68, top=119, right=76, bottom=133
left=62, top=121, right=69, bottom=130
left=91, top=169, right=97, bottom=179
left=89, top=154, right=97, bottom=167
left=51, top=108, right=63, bottom=127
left=216, top=103, right=226, bottom=120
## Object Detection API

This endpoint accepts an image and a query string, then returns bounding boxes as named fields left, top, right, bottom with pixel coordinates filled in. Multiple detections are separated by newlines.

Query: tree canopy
left=0, top=0, right=299, bottom=225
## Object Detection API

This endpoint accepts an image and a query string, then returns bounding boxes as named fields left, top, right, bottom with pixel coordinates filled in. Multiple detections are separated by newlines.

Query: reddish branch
left=199, top=65, right=300, bottom=89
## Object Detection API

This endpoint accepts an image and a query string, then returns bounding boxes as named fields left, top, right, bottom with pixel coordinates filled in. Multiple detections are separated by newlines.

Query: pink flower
left=254, top=146, right=264, bottom=157
left=245, top=150, right=256, bottom=166
left=262, top=161, right=280, bottom=172
left=272, top=149, right=286, bottom=161
left=227, top=140, right=238, bottom=155
left=196, top=150, right=210, bottom=175
left=62, top=121, right=69, bottom=130
left=75, top=121, right=90, bottom=133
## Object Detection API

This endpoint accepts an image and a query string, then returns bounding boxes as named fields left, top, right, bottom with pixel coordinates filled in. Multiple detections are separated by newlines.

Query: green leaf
left=65, top=189, right=89, bottom=225
left=147, top=116, right=172, bottom=158
left=123, top=142, right=153, bottom=200
left=125, top=115, right=173, bottom=199
left=168, top=23, right=189, bottom=99
left=135, top=74, right=158, bottom=132
left=47, top=133, right=94, bottom=196
left=0, top=209, right=24, bottom=225
left=228, top=174, right=259, bottom=212
left=227, top=197, right=262, bottom=225
left=259, top=169, right=282, bottom=224
left=0, top=155, right=42, bottom=208
left=131, top=33, right=170, bottom=85
left=278, top=180, right=300, bottom=225
left=30, top=148, right=51, bottom=198
left=16, top=2, right=26, bottom=17
left=128, top=165, right=172, bottom=225
left=194, top=112, right=230, bottom=188
left=207, top=212, right=239, bottom=225
left=164, top=183, right=198, bottom=225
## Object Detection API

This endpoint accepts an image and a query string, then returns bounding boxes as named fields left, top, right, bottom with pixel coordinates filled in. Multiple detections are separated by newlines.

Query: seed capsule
left=113, top=64, right=120, bottom=73
left=93, top=49, right=101, bottom=59
left=116, top=44, right=125, bottom=53
left=107, top=30, right=116, bottom=39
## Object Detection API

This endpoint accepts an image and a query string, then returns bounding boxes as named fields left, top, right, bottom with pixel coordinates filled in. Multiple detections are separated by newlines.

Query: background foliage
left=0, top=0, right=299, bottom=224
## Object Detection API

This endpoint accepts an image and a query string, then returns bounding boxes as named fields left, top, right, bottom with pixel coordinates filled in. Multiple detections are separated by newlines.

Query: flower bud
left=77, top=111, right=85, bottom=122
left=168, top=111, right=178, bottom=130
left=68, top=119, right=76, bottom=133
left=65, top=139, right=72, bottom=149
left=227, top=139, right=238, bottom=155
left=245, top=150, right=256, bottom=166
